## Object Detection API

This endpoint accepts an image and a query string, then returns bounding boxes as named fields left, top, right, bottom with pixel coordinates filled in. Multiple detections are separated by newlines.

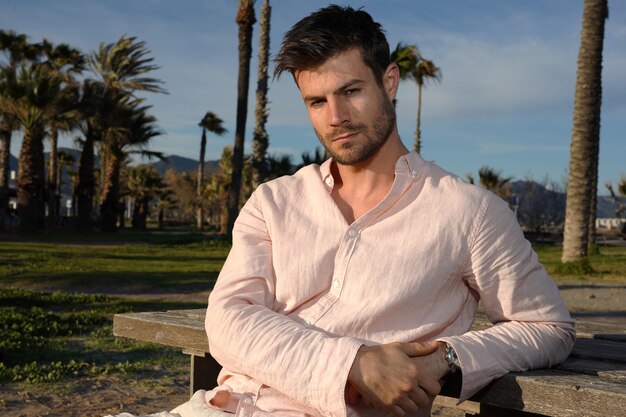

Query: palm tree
left=125, top=163, right=165, bottom=230
left=251, top=0, right=271, bottom=189
left=8, top=63, right=72, bottom=231
left=197, top=111, right=226, bottom=230
left=562, top=0, right=608, bottom=264
left=227, top=0, right=256, bottom=236
left=391, top=43, right=441, bottom=154
left=266, top=153, right=293, bottom=180
left=207, top=146, right=234, bottom=233
left=55, top=149, right=74, bottom=217
left=605, top=177, right=626, bottom=220
left=0, top=30, right=40, bottom=229
left=74, top=79, right=105, bottom=230
left=99, top=100, right=162, bottom=232
left=40, top=40, right=85, bottom=226
left=467, top=166, right=513, bottom=203
left=299, top=147, right=328, bottom=169
left=84, top=35, right=166, bottom=231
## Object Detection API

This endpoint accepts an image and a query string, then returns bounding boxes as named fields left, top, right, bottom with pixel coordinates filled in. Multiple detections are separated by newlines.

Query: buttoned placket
left=301, top=159, right=419, bottom=328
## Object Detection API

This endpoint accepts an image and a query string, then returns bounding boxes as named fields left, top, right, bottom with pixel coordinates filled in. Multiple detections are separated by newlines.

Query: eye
left=345, top=88, right=360, bottom=96
left=309, top=99, right=325, bottom=108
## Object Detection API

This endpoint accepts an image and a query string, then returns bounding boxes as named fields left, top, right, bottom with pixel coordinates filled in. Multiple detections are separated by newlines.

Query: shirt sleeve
left=206, top=189, right=363, bottom=417
left=437, top=193, right=576, bottom=401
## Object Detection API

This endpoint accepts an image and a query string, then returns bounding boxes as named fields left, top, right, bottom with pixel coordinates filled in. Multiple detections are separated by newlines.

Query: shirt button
left=348, top=229, right=356, bottom=237
left=333, top=280, right=340, bottom=288
left=244, top=398, right=252, bottom=405
left=325, top=177, right=332, bottom=185
left=412, top=170, right=418, bottom=177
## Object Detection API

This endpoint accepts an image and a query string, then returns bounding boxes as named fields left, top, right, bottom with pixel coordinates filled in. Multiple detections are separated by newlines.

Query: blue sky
left=2, top=0, right=625, bottom=191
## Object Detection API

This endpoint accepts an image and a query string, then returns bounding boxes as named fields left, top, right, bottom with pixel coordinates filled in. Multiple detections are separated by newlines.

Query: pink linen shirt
left=205, top=152, right=575, bottom=417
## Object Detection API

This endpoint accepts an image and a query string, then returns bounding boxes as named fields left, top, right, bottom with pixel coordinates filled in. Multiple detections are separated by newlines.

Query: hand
left=347, top=341, right=442, bottom=417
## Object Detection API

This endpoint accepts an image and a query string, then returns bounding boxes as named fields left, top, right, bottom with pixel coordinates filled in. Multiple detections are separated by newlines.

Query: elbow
left=550, top=323, right=576, bottom=366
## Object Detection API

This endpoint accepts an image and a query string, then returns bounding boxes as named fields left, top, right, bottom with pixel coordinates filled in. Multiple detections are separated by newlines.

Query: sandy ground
left=2, top=281, right=624, bottom=417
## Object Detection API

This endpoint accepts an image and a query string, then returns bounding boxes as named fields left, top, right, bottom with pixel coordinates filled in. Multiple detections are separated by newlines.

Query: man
left=201, top=5, right=574, bottom=417
left=109, top=5, right=573, bottom=417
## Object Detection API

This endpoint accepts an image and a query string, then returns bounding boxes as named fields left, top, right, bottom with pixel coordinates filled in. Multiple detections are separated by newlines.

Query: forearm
left=207, top=296, right=363, bottom=415
left=437, top=320, right=575, bottom=400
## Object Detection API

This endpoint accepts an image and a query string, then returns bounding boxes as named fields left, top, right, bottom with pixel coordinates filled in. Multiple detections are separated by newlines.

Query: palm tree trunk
left=414, top=83, right=422, bottom=154
left=75, top=129, right=96, bottom=230
left=251, top=0, right=271, bottom=189
left=228, top=0, right=256, bottom=236
left=100, top=152, right=121, bottom=232
left=588, top=133, right=599, bottom=253
left=17, top=126, right=46, bottom=232
left=0, top=128, right=11, bottom=229
left=47, top=126, right=59, bottom=226
left=196, top=128, right=207, bottom=230
left=562, top=0, right=607, bottom=263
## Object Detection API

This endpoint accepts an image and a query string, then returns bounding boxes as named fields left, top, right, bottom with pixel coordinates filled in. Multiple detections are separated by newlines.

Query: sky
left=2, top=0, right=625, bottom=192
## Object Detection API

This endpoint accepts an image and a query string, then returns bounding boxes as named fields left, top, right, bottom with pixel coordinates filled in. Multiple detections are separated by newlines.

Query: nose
left=327, top=97, right=349, bottom=127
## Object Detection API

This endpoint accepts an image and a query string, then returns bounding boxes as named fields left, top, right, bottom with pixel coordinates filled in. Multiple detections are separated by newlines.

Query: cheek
left=307, top=109, right=326, bottom=131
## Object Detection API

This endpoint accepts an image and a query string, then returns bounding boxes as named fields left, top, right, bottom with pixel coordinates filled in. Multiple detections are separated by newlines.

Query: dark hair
left=273, top=5, right=390, bottom=85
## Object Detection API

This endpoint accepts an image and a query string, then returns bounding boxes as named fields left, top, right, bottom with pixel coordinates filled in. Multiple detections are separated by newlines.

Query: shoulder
left=417, top=158, right=494, bottom=209
left=251, top=163, right=326, bottom=209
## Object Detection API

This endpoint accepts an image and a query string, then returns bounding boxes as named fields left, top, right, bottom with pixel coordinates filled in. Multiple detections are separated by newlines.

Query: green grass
left=533, top=243, right=626, bottom=283
left=0, top=288, right=201, bottom=384
left=0, top=230, right=230, bottom=293
left=1, top=230, right=625, bottom=388
left=0, top=230, right=231, bottom=386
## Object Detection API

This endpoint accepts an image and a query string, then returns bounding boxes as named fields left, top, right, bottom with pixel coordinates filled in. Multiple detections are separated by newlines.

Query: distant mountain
left=6, top=152, right=624, bottom=218
left=151, top=154, right=219, bottom=176
left=511, top=180, right=623, bottom=219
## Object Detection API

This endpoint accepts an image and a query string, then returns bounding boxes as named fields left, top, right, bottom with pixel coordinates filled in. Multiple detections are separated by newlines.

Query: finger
left=390, top=404, right=407, bottom=417
left=395, top=395, right=418, bottom=414
left=399, top=340, right=440, bottom=357
left=409, top=386, right=433, bottom=408
left=419, top=372, right=442, bottom=397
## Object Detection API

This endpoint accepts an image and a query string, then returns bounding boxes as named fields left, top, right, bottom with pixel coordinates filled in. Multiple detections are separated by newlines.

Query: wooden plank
left=594, top=333, right=626, bottom=342
left=556, top=357, right=626, bottom=382
left=113, top=312, right=209, bottom=352
left=571, top=338, right=626, bottom=363
left=575, top=320, right=626, bottom=339
left=432, top=395, right=480, bottom=415
left=470, top=369, right=626, bottom=417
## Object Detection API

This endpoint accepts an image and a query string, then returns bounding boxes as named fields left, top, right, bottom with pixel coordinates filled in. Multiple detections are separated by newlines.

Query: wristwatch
left=444, top=343, right=460, bottom=373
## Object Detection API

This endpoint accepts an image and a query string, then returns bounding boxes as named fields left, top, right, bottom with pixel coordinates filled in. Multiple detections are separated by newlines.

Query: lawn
left=0, top=230, right=624, bottom=398
left=0, top=230, right=231, bottom=389
left=534, top=243, right=626, bottom=283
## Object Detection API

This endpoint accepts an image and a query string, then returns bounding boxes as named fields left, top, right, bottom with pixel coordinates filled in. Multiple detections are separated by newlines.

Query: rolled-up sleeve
left=437, top=194, right=575, bottom=401
left=206, top=189, right=363, bottom=417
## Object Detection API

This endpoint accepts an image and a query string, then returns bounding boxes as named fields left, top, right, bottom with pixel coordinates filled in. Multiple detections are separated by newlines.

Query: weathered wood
left=113, top=311, right=209, bottom=352
left=470, top=369, right=626, bottom=417
left=113, top=309, right=626, bottom=417
left=557, top=357, right=626, bottom=382
left=571, top=337, right=626, bottom=363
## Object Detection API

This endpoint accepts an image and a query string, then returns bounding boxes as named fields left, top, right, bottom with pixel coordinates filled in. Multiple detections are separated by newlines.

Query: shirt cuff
left=310, top=336, right=364, bottom=417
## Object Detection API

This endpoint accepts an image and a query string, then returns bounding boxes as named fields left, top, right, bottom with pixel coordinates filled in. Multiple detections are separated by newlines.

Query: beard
left=315, top=92, right=397, bottom=166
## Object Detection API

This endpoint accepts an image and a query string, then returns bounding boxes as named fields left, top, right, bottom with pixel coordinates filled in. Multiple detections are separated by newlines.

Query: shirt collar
left=319, top=151, right=425, bottom=192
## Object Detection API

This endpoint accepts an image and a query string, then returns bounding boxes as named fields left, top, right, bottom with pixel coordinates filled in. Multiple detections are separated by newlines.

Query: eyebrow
left=302, top=79, right=365, bottom=105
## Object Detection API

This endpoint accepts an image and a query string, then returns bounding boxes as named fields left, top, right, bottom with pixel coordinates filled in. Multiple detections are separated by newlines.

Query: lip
left=332, top=131, right=358, bottom=142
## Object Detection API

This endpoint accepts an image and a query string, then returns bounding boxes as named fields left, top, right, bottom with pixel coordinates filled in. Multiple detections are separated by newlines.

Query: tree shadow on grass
left=0, top=271, right=220, bottom=296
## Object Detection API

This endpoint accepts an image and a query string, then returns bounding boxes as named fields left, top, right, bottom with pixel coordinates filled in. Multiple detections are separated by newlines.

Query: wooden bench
left=113, top=309, right=626, bottom=416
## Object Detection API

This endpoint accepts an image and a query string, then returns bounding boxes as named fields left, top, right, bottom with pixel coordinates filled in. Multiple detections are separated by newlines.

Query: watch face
left=445, top=344, right=460, bottom=371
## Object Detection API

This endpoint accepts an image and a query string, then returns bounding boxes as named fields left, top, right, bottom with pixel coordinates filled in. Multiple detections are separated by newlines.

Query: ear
left=383, top=63, right=400, bottom=100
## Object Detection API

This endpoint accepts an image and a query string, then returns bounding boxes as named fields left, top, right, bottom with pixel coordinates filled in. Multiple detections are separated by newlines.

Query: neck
left=333, top=132, right=408, bottom=193
left=330, top=132, right=408, bottom=223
